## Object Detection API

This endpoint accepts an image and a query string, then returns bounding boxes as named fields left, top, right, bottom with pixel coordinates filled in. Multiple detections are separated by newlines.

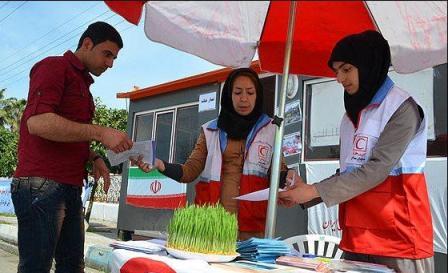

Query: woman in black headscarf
left=280, top=30, right=434, bottom=273
left=217, top=68, right=265, bottom=139
left=328, top=30, right=391, bottom=125
left=134, top=68, right=291, bottom=240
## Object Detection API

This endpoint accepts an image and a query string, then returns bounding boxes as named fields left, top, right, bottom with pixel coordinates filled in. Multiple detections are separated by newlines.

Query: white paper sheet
left=106, top=140, right=155, bottom=166
left=234, top=188, right=285, bottom=202
left=110, top=240, right=165, bottom=254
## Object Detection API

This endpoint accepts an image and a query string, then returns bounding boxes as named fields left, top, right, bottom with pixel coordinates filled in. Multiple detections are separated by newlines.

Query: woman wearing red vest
left=133, top=68, right=292, bottom=240
left=279, top=31, right=434, bottom=273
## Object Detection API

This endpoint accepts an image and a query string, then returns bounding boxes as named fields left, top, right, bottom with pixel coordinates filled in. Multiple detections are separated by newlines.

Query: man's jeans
left=11, top=177, right=85, bottom=273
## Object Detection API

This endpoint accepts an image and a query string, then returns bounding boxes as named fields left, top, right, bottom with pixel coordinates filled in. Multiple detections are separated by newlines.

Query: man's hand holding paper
left=106, top=140, right=155, bottom=166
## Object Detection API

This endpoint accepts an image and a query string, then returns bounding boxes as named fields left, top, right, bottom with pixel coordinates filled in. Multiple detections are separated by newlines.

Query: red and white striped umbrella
left=105, top=1, right=446, bottom=77
left=104, top=0, right=447, bottom=238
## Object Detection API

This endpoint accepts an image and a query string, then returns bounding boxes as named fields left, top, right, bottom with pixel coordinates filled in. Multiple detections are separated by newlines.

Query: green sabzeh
left=167, top=204, right=238, bottom=255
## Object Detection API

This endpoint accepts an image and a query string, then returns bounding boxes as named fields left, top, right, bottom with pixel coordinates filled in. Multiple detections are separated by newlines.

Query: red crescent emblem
left=355, top=138, right=366, bottom=150
left=353, top=135, right=368, bottom=153
left=259, top=146, right=268, bottom=156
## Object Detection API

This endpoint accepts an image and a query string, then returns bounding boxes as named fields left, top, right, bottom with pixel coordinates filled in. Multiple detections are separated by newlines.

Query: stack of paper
left=328, top=259, right=396, bottom=273
left=236, top=238, right=291, bottom=264
left=276, top=256, right=330, bottom=272
left=212, top=260, right=301, bottom=273
left=110, top=240, right=165, bottom=254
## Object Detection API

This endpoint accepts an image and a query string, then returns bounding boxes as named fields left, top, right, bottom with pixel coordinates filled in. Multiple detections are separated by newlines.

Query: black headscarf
left=327, top=30, right=391, bottom=125
left=217, top=68, right=264, bottom=139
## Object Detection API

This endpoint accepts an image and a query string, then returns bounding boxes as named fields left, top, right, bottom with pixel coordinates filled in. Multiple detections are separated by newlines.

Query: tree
left=90, top=97, right=129, bottom=174
left=0, top=88, right=26, bottom=133
left=0, top=127, right=18, bottom=177
left=2, top=98, right=26, bottom=133
left=0, top=88, right=8, bottom=128
left=0, top=89, right=25, bottom=177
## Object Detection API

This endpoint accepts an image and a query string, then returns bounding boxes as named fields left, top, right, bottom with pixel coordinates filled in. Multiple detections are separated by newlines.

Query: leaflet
left=234, top=188, right=285, bottom=202
left=106, top=140, right=155, bottom=166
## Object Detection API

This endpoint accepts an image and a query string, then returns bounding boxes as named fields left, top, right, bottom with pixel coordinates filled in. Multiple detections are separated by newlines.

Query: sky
left=0, top=1, right=223, bottom=109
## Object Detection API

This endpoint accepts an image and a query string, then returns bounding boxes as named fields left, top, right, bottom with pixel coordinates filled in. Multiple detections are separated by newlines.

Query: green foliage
left=0, top=89, right=26, bottom=133
left=0, top=127, right=18, bottom=177
left=89, top=97, right=129, bottom=174
left=0, top=89, right=23, bottom=177
left=167, top=204, right=238, bottom=255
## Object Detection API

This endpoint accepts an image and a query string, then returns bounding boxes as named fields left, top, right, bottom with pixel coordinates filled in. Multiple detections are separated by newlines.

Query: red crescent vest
left=195, top=114, right=275, bottom=232
left=338, top=77, right=433, bottom=258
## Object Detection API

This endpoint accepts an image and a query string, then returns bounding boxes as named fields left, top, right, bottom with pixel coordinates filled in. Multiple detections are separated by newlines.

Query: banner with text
left=305, top=162, right=342, bottom=238
left=0, top=178, right=14, bottom=214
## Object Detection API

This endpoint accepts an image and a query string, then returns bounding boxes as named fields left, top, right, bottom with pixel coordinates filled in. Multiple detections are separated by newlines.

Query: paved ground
left=0, top=248, right=104, bottom=273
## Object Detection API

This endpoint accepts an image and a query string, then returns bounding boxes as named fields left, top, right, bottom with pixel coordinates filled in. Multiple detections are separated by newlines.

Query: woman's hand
left=130, top=155, right=165, bottom=173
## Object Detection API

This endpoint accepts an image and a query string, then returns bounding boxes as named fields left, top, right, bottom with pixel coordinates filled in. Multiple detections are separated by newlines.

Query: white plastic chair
left=283, top=234, right=343, bottom=259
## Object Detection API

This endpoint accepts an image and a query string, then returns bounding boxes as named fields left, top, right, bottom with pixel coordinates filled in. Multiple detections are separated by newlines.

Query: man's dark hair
left=76, top=21, right=123, bottom=50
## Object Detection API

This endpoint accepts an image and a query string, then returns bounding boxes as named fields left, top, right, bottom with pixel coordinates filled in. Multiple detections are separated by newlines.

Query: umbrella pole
left=265, top=1, right=297, bottom=238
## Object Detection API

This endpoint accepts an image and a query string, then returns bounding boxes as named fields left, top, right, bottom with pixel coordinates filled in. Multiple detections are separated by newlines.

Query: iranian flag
left=126, top=167, right=187, bottom=209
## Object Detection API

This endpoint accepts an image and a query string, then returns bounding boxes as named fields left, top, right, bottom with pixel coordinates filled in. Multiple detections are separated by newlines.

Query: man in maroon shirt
left=12, top=21, right=133, bottom=273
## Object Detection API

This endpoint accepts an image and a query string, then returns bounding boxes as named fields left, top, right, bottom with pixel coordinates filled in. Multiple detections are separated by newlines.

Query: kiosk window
left=134, top=113, right=154, bottom=142
left=174, top=105, right=199, bottom=164
left=260, top=75, right=276, bottom=118
left=155, top=112, right=174, bottom=162
left=428, top=64, right=447, bottom=157
left=303, top=79, right=342, bottom=161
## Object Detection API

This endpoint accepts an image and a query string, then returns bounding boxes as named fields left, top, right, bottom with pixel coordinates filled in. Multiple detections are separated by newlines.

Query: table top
left=109, top=248, right=395, bottom=273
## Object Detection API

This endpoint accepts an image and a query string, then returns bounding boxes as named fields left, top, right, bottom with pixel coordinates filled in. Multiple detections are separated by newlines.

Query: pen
left=286, top=171, right=296, bottom=189
left=302, top=254, right=316, bottom=258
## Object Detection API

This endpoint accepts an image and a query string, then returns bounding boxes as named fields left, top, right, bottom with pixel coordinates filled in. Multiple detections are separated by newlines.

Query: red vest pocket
left=238, top=175, right=269, bottom=232
left=194, top=181, right=221, bottom=205
left=238, top=199, right=268, bottom=232
left=344, top=191, right=396, bottom=230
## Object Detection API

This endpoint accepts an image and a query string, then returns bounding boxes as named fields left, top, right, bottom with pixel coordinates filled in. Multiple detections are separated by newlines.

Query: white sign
left=0, top=178, right=14, bottom=214
left=305, top=162, right=342, bottom=238
left=425, top=158, right=447, bottom=254
left=198, top=92, right=216, bottom=112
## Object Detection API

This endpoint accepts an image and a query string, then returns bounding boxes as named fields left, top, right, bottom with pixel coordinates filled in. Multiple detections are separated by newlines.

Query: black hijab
left=217, top=68, right=264, bottom=139
left=328, top=30, right=391, bottom=125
